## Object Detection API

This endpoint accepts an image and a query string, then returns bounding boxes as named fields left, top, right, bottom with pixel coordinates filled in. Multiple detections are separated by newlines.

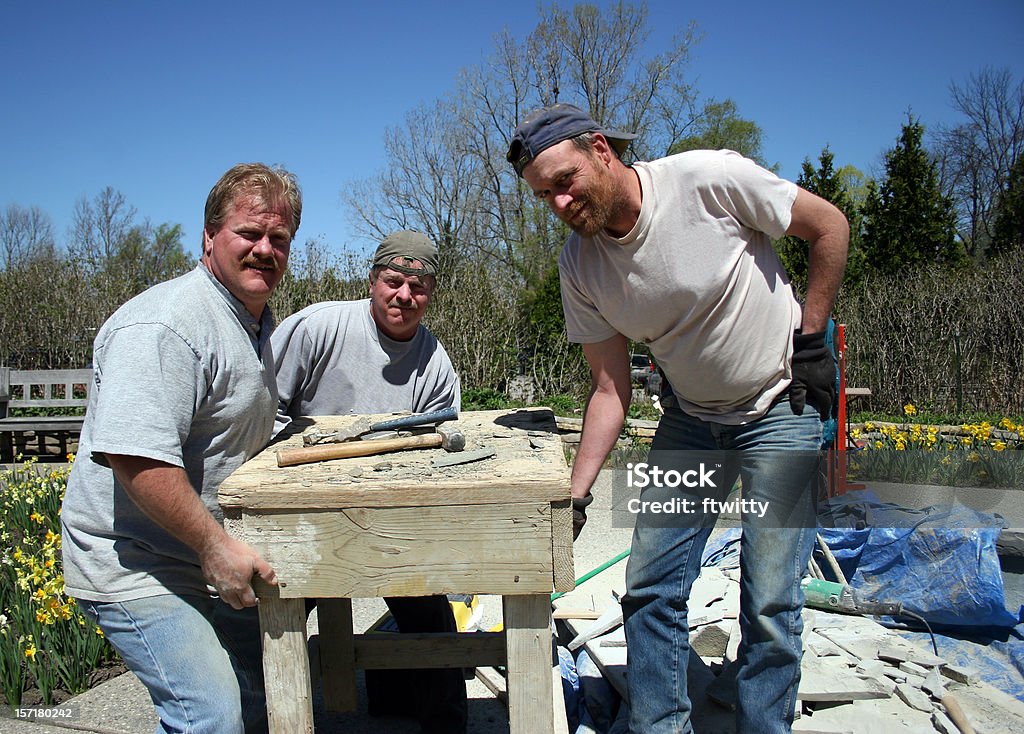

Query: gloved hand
left=789, top=330, right=835, bottom=421
left=572, top=494, right=594, bottom=540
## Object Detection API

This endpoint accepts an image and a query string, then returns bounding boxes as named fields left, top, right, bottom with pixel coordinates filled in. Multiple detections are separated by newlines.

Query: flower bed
left=850, top=407, right=1024, bottom=487
left=1, top=457, right=117, bottom=707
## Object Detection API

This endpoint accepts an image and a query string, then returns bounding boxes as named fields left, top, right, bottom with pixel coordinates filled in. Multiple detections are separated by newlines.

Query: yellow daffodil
left=903, top=403, right=917, bottom=416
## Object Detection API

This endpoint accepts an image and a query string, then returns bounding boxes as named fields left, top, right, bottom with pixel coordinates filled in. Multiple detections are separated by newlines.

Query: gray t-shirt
left=271, top=299, right=460, bottom=435
left=559, top=149, right=801, bottom=423
left=61, top=265, right=279, bottom=602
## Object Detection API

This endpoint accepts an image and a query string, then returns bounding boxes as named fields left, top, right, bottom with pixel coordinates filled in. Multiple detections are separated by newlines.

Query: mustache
left=242, top=255, right=279, bottom=272
left=566, top=198, right=588, bottom=218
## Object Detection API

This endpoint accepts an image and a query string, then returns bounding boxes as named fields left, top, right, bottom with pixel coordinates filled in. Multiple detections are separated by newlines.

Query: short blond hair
left=203, top=163, right=302, bottom=244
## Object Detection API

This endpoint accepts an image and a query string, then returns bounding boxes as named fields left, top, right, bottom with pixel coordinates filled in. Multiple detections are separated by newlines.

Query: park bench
left=0, top=367, right=93, bottom=461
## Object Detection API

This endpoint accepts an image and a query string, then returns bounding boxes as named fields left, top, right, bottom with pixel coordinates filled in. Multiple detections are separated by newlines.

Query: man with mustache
left=271, top=230, right=465, bottom=733
left=507, top=104, right=849, bottom=734
left=61, top=163, right=302, bottom=733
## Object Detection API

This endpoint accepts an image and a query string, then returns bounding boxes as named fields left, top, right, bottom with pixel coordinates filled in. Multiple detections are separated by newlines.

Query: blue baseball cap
left=506, top=103, right=637, bottom=177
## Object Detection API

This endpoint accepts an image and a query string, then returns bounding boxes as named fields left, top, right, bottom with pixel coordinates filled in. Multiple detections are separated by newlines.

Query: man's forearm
left=787, top=188, right=850, bottom=333
left=571, top=384, right=629, bottom=499
left=106, top=454, right=275, bottom=608
left=107, top=455, right=229, bottom=556
left=803, top=231, right=848, bottom=333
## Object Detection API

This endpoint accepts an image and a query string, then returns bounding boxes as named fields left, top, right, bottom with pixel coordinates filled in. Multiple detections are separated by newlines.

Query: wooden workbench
left=219, top=408, right=574, bottom=734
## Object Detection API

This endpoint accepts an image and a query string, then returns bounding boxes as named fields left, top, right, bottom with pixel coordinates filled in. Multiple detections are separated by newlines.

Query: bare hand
left=199, top=534, right=277, bottom=609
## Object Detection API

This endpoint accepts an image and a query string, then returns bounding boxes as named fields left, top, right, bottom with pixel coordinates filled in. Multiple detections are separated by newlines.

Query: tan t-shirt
left=559, top=149, right=801, bottom=424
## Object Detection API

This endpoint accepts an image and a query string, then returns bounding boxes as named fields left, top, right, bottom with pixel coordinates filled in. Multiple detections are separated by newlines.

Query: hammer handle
left=276, top=432, right=442, bottom=467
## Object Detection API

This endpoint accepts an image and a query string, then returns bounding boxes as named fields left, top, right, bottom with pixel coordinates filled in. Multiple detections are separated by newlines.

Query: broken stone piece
left=931, top=710, right=959, bottom=734
left=940, top=663, right=980, bottom=685
left=855, top=660, right=886, bottom=678
left=898, top=660, right=929, bottom=678
left=798, top=657, right=892, bottom=702
left=895, top=683, right=934, bottom=713
left=876, top=645, right=908, bottom=664
left=921, top=668, right=946, bottom=699
left=691, top=622, right=731, bottom=657
left=882, top=667, right=907, bottom=683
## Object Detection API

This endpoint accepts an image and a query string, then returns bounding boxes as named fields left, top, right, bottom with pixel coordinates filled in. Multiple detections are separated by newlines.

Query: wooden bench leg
left=503, top=594, right=554, bottom=734
left=317, top=598, right=358, bottom=712
left=258, top=593, right=314, bottom=734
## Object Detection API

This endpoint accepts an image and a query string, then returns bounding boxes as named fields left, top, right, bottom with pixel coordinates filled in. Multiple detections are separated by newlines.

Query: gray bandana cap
left=506, top=103, right=637, bottom=177
left=372, top=230, right=439, bottom=276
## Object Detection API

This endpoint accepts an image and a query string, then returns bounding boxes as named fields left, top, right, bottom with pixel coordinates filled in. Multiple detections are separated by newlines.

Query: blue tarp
left=818, top=489, right=1021, bottom=628
left=816, top=488, right=1024, bottom=700
left=701, top=491, right=1024, bottom=700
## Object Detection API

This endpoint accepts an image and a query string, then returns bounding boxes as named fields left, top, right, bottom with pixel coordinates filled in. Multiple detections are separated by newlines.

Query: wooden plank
left=551, top=499, right=575, bottom=593
left=2, top=369, right=92, bottom=409
left=552, top=662, right=569, bottom=734
left=353, top=631, right=506, bottom=669
left=0, top=367, right=10, bottom=405
left=220, top=480, right=568, bottom=510
left=256, top=583, right=314, bottom=734
left=552, top=608, right=603, bottom=621
left=318, top=598, right=357, bottom=712
left=504, top=595, right=554, bottom=734
left=234, top=503, right=555, bottom=597
left=218, top=410, right=571, bottom=510
left=475, top=666, right=508, bottom=705
left=0, top=416, right=85, bottom=430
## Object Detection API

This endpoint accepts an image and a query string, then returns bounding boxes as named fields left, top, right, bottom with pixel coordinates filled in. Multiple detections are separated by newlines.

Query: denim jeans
left=621, top=398, right=821, bottom=734
left=80, top=594, right=266, bottom=734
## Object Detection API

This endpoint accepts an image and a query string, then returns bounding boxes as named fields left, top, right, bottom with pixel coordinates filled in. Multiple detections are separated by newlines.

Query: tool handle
left=370, top=406, right=457, bottom=432
left=276, top=432, right=443, bottom=467
left=941, top=693, right=976, bottom=734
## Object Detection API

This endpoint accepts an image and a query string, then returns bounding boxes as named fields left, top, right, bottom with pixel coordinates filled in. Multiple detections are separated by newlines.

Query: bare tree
left=0, top=204, right=56, bottom=269
left=934, top=67, right=1024, bottom=257
left=343, top=97, right=484, bottom=274
left=533, top=2, right=700, bottom=159
left=70, top=186, right=137, bottom=268
left=338, top=2, right=702, bottom=394
left=343, top=1, right=701, bottom=286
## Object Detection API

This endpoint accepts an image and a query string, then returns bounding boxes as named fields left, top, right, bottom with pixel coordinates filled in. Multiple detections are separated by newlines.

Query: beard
left=563, top=165, right=624, bottom=237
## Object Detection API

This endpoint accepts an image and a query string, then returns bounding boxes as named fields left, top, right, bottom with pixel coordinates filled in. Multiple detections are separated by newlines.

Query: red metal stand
left=827, top=324, right=866, bottom=497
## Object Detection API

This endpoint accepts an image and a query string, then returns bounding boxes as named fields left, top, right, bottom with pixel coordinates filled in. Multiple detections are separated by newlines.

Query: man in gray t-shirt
left=61, top=163, right=302, bottom=734
left=271, top=230, right=466, bottom=734
left=508, top=105, right=849, bottom=734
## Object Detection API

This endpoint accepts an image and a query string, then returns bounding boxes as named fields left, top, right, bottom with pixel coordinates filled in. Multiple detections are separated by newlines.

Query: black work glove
left=789, top=330, right=835, bottom=421
left=572, top=494, right=594, bottom=540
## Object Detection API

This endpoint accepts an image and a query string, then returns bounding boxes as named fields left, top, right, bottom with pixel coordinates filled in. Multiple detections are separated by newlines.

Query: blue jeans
left=80, top=594, right=266, bottom=734
left=622, top=399, right=821, bottom=734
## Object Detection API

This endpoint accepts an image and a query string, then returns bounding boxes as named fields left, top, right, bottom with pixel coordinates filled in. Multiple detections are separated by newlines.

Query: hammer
left=276, top=425, right=466, bottom=467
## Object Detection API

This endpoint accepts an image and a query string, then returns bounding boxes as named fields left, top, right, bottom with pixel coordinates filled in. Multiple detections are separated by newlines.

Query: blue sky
left=3, top=0, right=1022, bottom=258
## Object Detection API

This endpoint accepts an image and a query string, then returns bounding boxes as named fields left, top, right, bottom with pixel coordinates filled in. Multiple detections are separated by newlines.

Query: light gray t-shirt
left=61, top=265, right=279, bottom=602
left=559, top=149, right=801, bottom=423
left=271, top=299, right=460, bottom=435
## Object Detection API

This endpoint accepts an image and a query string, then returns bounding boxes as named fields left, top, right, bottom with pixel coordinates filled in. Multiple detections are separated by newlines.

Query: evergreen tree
left=861, top=118, right=963, bottom=274
left=776, top=147, right=864, bottom=291
left=991, top=153, right=1024, bottom=253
